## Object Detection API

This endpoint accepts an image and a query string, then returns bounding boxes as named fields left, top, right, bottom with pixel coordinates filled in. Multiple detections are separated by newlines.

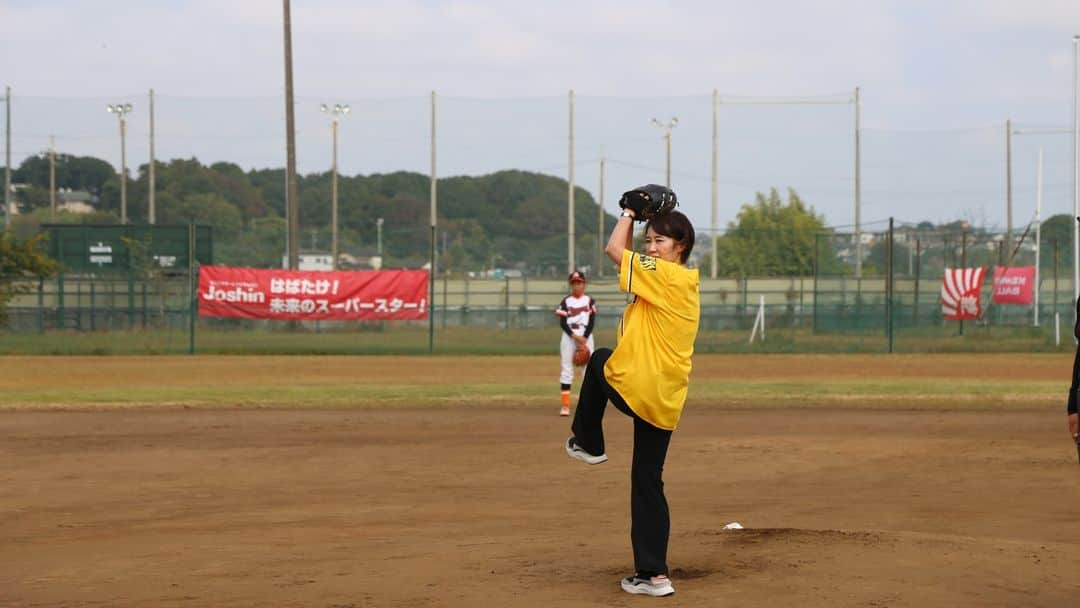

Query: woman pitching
left=565, top=184, right=699, bottom=597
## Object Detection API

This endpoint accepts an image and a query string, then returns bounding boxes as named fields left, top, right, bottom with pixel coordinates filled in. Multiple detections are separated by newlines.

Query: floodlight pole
left=107, top=102, right=133, bottom=224
left=321, top=103, right=349, bottom=270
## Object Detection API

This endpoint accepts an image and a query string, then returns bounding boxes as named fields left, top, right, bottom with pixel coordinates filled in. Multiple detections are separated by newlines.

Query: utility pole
left=283, top=0, right=300, bottom=270
left=1035, top=148, right=1043, bottom=327
left=4, top=86, right=11, bottom=231
left=854, top=86, right=863, bottom=279
left=1006, top=119, right=1013, bottom=258
left=1073, top=35, right=1080, bottom=311
left=711, top=88, right=719, bottom=279
left=429, top=90, right=437, bottom=353
left=598, top=145, right=605, bottom=277
left=149, top=88, right=156, bottom=224
left=49, top=136, right=56, bottom=221
left=568, top=89, right=575, bottom=274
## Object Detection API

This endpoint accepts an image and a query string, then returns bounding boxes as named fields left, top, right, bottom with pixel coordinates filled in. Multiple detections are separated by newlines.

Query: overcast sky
left=2, top=0, right=1079, bottom=232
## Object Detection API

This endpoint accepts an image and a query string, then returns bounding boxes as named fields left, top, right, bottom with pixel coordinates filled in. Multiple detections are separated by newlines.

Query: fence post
left=913, top=238, right=921, bottom=325
left=442, top=270, right=448, bottom=330
left=959, top=226, right=967, bottom=336
left=37, top=277, right=44, bottom=334
left=504, top=275, right=511, bottom=330
left=57, top=274, right=64, bottom=329
left=127, top=273, right=136, bottom=329
left=812, top=233, right=819, bottom=335
left=188, top=222, right=197, bottom=355
left=90, top=281, right=96, bottom=331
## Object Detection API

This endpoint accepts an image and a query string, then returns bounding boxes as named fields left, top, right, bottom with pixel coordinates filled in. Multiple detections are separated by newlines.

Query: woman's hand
left=1070, top=413, right=1079, bottom=441
left=573, top=334, right=587, bottom=346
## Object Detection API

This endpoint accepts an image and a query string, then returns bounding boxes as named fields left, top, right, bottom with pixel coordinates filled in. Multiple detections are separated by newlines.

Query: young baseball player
left=555, top=270, right=596, bottom=416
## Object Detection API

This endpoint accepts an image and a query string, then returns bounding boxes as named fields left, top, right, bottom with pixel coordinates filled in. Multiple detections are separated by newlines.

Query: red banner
left=941, top=267, right=986, bottom=320
left=198, top=266, right=428, bottom=320
left=991, top=266, right=1035, bottom=305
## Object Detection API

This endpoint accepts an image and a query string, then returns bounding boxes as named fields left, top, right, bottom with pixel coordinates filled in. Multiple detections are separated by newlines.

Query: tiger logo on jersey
left=639, top=255, right=657, bottom=271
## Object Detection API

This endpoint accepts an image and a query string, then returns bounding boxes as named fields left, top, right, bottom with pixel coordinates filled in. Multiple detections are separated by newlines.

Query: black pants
left=571, top=348, right=673, bottom=578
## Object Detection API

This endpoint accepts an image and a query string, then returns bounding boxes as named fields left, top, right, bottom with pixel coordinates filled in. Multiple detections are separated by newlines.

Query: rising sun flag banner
left=941, top=267, right=986, bottom=320
left=198, top=266, right=428, bottom=321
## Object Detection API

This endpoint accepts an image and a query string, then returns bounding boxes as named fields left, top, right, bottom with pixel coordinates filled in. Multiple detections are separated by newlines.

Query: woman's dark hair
left=645, top=210, right=695, bottom=264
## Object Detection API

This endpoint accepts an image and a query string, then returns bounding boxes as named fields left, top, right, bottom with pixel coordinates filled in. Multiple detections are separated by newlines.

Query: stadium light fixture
left=106, top=102, right=133, bottom=223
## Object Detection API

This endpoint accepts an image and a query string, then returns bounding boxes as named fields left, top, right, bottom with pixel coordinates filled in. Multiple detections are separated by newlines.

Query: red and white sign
left=941, top=267, right=986, bottom=320
left=198, top=266, right=428, bottom=320
left=991, top=266, right=1035, bottom=305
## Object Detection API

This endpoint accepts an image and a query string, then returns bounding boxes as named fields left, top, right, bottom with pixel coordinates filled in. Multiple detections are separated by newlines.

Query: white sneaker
left=621, top=574, right=675, bottom=597
left=560, top=406, right=570, bottom=416
left=565, top=437, right=607, bottom=465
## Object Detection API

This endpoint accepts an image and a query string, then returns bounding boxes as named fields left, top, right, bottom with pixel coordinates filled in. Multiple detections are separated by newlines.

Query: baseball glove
left=618, top=184, right=678, bottom=221
left=573, top=345, right=591, bottom=367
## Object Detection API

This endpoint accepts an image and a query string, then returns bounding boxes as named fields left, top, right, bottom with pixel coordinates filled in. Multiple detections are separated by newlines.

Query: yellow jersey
left=604, top=249, right=700, bottom=430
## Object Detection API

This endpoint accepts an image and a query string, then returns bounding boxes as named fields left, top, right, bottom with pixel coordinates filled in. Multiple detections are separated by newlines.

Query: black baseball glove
left=618, top=184, right=678, bottom=221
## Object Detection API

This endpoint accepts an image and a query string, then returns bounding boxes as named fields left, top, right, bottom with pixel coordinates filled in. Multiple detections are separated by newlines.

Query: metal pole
left=1035, top=148, right=1043, bottom=326
left=188, top=221, right=196, bottom=355
left=887, top=217, right=894, bottom=353
left=960, top=226, right=967, bottom=336
left=377, top=218, right=383, bottom=256
left=283, top=0, right=300, bottom=270
left=914, top=238, right=921, bottom=325
left=1006, top=119, right=1013, bottom=258
left=119, top=111, right=127, bottom=224
left=1073, top=36, right=1080, bottom=314
left=49, top=135, right=56, bottom=221
left=4, top=86, right=10, bottom=231
left=429, top=90, right=437, bottom=353
left=711, top=89, right=718, bottom=279
left=854, top=86, right=862, bottom=279
left=568, top=89, right=575, bottom=274
left=598, top=145, right=605, bottom=277
left=149, top=88, right=156, bottom=225
left=331, top=117, right=339, bottom=270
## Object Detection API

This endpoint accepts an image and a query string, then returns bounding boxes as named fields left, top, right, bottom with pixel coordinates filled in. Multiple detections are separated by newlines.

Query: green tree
left=0, top=233, right=59, bottom=323
left=13, top=153, right=115, bottom=195
left=713, top=188, right=842, bottom=277
left=1040, top=214, right=1074, bottom=271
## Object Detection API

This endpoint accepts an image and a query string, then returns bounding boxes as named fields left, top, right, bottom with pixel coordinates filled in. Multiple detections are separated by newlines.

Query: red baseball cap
left=568, top=270, right=586, bottom=283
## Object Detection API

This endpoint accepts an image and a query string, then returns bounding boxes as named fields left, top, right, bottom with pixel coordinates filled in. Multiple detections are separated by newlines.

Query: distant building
left=57, top=189, right=98, bottom=214
left=282, top=252, right=334, bottom=271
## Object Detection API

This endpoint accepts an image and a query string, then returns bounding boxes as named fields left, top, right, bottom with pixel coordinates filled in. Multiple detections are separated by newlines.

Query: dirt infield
left=2, top=355, right=1080, bottom=606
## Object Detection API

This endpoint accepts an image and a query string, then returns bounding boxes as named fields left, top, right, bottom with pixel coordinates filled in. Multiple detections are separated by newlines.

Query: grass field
left=2, top=354, right=1078, bottom=607
left=0, top=323, right=1070, bottom=356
